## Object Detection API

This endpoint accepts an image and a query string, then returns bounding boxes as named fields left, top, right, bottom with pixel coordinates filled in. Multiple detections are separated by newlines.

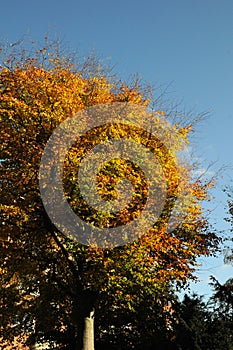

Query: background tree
left=172, top=294, right=210, bottom=350
left=170, top=279, right=233, bottom=350
left=224, top=189, right=233, bottom=265
left=0, top=38, right=220, bottom=349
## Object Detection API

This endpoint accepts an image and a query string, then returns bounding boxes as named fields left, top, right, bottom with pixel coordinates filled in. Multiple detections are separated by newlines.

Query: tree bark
left=73, top=290, right=98, bottom=350
left=82, top=309, right=95, bottom=350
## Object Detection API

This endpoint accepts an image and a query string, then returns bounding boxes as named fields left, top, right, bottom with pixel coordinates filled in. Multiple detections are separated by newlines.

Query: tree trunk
left=82, top=309, right=95, bottom=350
left=73, top=290, right=98, bottom=350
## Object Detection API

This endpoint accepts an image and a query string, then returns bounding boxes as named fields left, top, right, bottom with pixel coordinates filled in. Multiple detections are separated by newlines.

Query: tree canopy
left=0, top=39, right=220, bottom=349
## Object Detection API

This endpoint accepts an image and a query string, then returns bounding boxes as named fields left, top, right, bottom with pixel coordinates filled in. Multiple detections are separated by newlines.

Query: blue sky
left=1, top=0, right=233, bottom=297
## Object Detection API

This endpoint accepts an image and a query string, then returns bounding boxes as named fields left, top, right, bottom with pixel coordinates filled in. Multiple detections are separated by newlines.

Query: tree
left=172, top=294, right=210, bottom=350
left=209, top=276, right=233, bottom=319
left=0, top=38, right=219, bottom=349
left=208, top=276, right=233, bottom=350
left=171, top=290, right=233, bottom=350
left=224, top=191, right=233, bottom=265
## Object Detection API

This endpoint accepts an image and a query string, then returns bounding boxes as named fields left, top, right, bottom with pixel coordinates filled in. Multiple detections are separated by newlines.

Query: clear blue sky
left=1, top=0, right=233, bottom=297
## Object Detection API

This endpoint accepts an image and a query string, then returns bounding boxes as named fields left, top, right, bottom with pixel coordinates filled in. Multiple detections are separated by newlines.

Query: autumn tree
left=0, top=38, right=219, bottom=349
